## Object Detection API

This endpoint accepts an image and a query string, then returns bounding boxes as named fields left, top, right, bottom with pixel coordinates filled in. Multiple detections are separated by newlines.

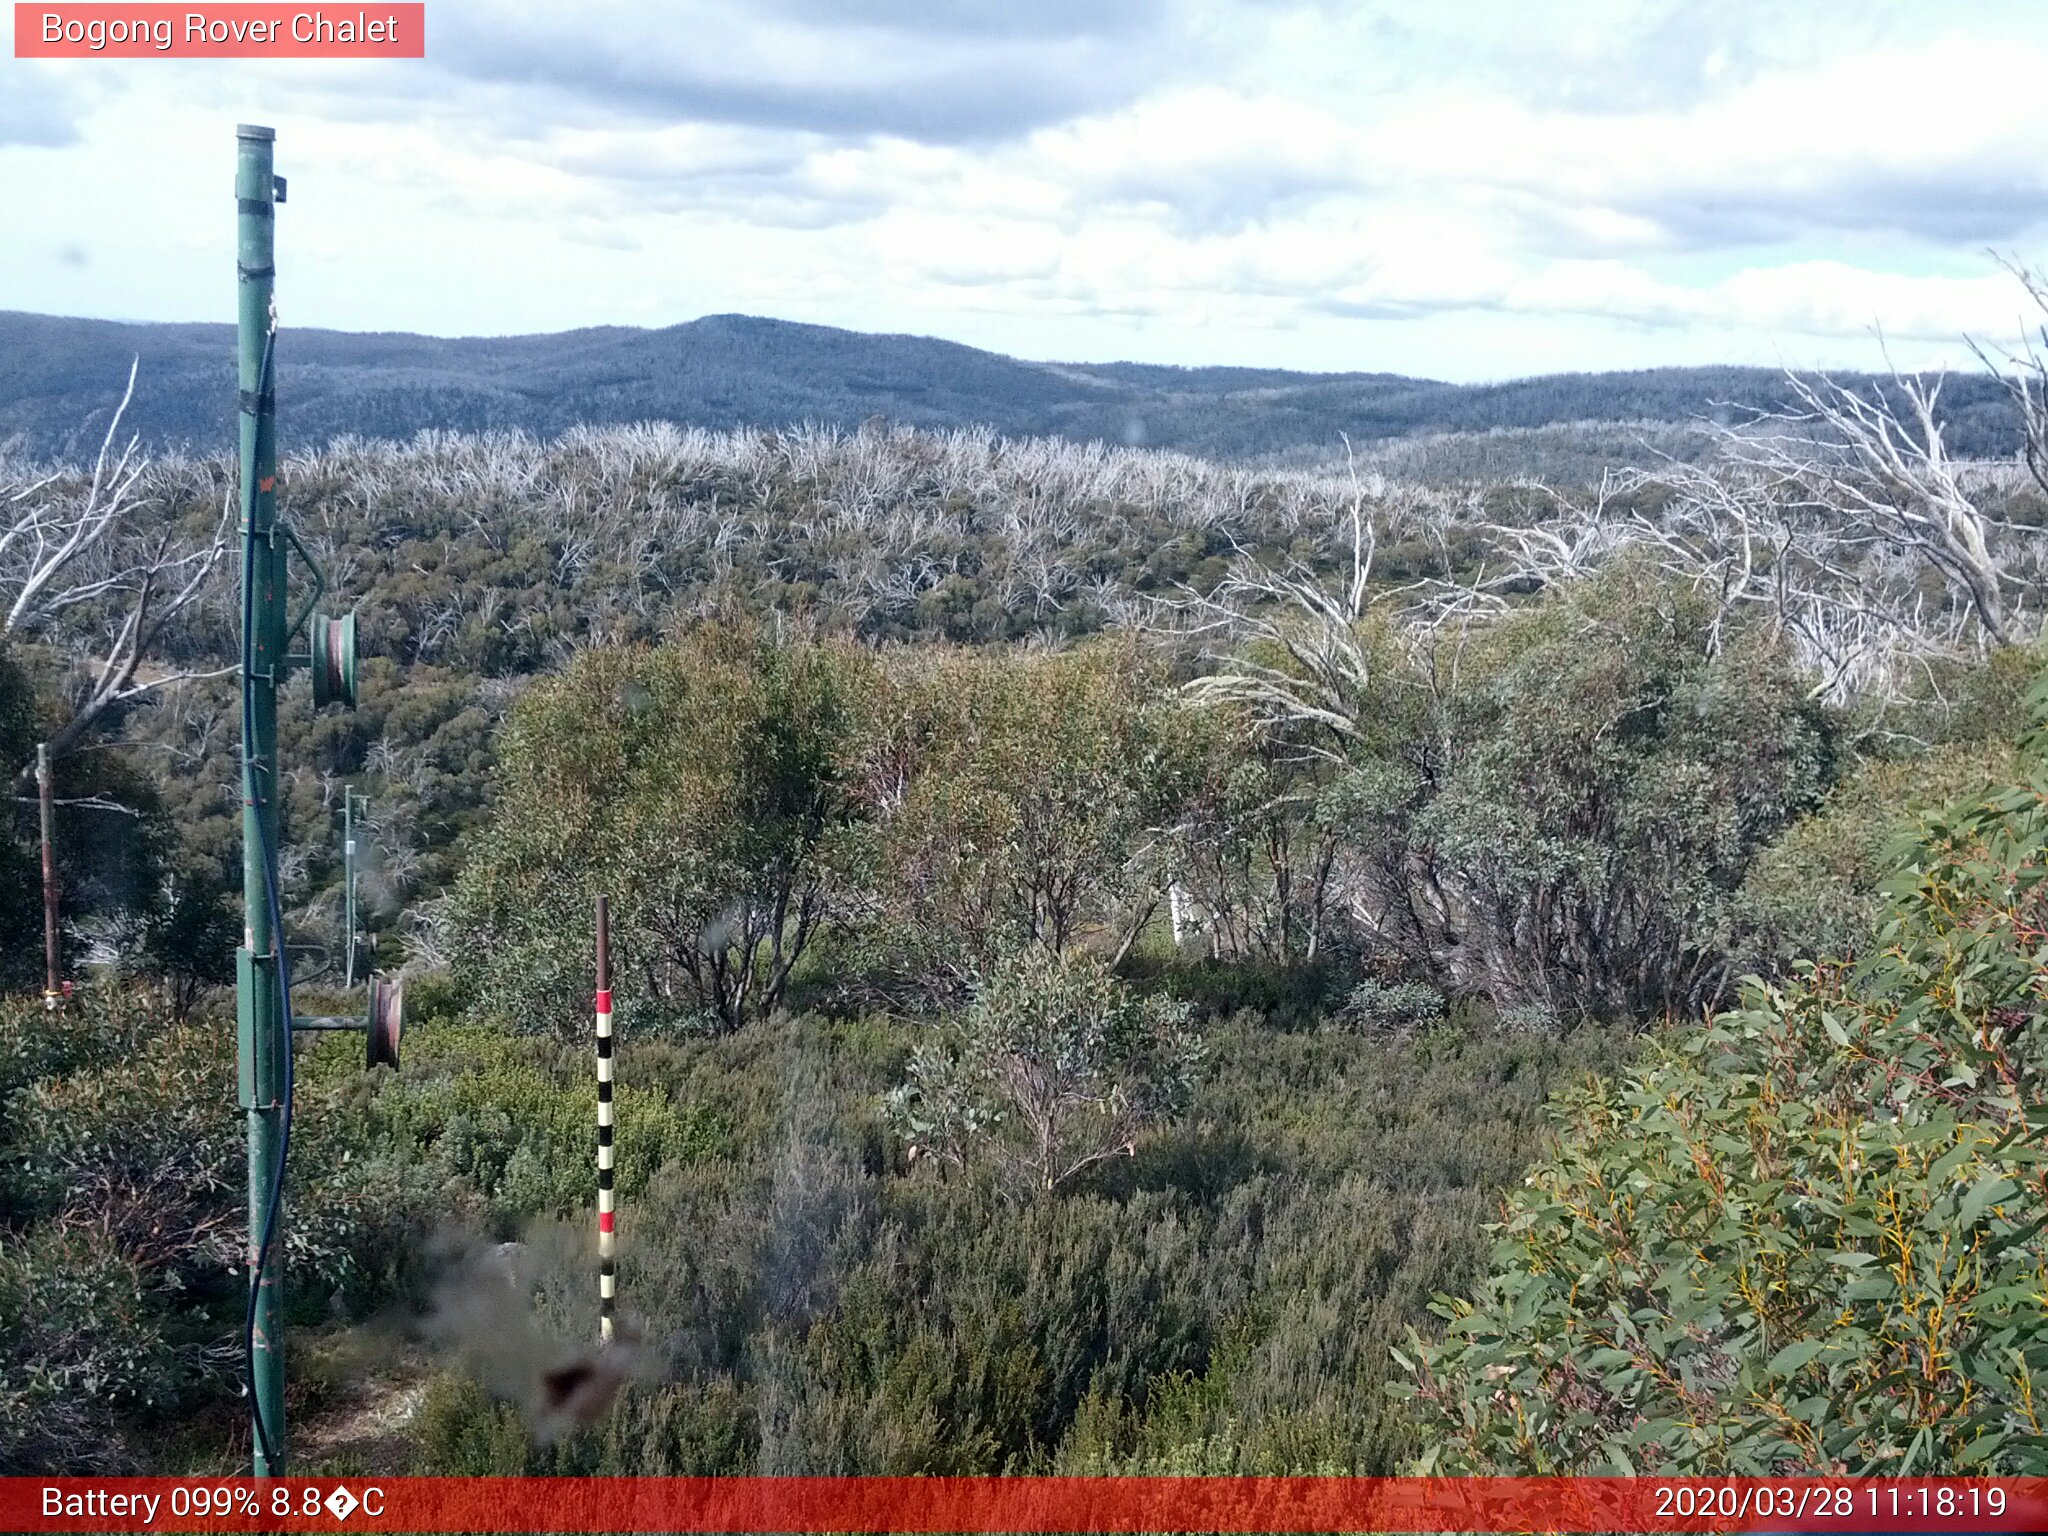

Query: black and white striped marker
left=595, top=894, right=615, bottom=1345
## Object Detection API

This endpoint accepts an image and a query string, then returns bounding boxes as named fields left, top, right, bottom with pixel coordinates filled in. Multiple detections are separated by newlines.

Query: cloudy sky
left=6, top=0, right=2048, bottom=380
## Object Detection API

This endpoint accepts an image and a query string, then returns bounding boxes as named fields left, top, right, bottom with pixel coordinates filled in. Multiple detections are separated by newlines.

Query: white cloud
left=0, top=62, right=82, bottom=147
left=4, top=1, right=2048, bottom=379
left=1378, top=37, right=2048, bottom=250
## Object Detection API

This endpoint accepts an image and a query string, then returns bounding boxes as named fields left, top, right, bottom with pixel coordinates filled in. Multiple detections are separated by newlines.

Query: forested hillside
left=0, top=308, right=2024, bottom=466
left=5, top=358, right=2048, bottom=1477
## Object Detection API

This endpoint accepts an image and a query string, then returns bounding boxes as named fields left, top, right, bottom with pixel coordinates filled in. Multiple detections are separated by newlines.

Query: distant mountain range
left=0, top=309, right=2020, bottom=464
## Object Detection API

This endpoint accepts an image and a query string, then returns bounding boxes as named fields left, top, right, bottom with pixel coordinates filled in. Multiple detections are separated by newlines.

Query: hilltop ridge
left=0, top=308, right=2020, bottom=464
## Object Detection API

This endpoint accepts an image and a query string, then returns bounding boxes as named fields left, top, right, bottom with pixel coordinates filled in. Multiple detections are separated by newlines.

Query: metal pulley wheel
left=311, top=610, right=358, bottom=709
left=366, top=973, right=403, bottom=1070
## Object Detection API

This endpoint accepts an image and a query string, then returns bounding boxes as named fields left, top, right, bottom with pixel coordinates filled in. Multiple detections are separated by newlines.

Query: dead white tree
left=1416, top=462, right=1956, bottom=707
left=1971, top=256, right=2048, bottom=509
left=2, top=363, right=234, bottom=791
left=1402, top=341, right=2048, bottom=711
left=1175, top=439, right=1386, bottom=758
left=1727, top=366, right=2038, bottom=650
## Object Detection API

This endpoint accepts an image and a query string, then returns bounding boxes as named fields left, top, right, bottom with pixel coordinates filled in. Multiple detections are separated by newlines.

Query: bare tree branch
left=2, top=365, right=235, bottom=792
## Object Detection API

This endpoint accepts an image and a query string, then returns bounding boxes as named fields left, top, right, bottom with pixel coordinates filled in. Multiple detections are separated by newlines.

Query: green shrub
left=451, top=624, right=880, bottom=1036
left=1725, top=742, right=2016, bottom=975
left=885, top=951, right=1202, bottom=1195
left=575, top=1007, right=1628, bottom=1474
left=408, top=1373, right=537, bottom=1474
left=1215, top=567, right=1843, bottom=1018
left=336, top=1019, right=725, bottom=1228
left=1406, top=580, right=1837, bottom=1017
left=0, top=989, right=476, bottom=1467
left=1403, top=678, right=2048, bottom=1473
left=0, top=1226, right=179, bottom=1472
left=1492, top=1000, right=1561, bottom=1037
left=5, top=1012, right=385, bottom=1301
left=859, top=641, right=1192, bottom=989
left=0, top=986, right=155, bottom=1103
left=1332, top=978, right=1445, bottom=1034
left=7, top=1020, right=242, bottom=1280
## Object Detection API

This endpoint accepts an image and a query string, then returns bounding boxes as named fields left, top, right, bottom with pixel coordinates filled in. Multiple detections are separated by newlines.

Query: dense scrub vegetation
left=5, top=422, right=1444, bottom=990
left=0, top=977, right=1629, bottom=1474
left=448, top=591, right=2018, bottom=1034
left=5, top=389, right=2048, bottom=1476
left=410, top=1004, right=1630, bottom=1476
left=1409, top=677, right=2048, bottom=1473
left=7, top=405, right=2038, bottom=993
left=9, top=621, right=2038, bottom=1474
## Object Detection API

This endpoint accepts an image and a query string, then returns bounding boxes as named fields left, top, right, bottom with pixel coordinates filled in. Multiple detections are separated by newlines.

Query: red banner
left=13, top=4, right=424, bottom=58
left=7, top=1477, right=2048, bottom=1533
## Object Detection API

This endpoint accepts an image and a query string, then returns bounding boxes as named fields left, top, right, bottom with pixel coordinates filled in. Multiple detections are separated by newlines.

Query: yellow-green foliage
left=1728, top=743, right=2017, bottom=973
left=327, top=1018, right=724, bottom=1222
left=884, top=950, right=1202, bottom=1195
left=452, top=623, right=881, bottom=1035
left=1404, top=679, right=2048, bottom=1473
left=404, top=1004, right=1632, bottom=1477
left=454, top=631, right=1199, bottom=1026
left=863, top=639, right=1190, bottom=975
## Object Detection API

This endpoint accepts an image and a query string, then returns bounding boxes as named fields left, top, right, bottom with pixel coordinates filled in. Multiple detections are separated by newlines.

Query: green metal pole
left=344, top=791, right=359, bottom=989
left=234, top=121, right=287, bottom=1478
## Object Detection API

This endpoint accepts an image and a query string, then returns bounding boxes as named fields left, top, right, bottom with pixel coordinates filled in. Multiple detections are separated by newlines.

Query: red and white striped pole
left=595, top=894, right=616, bottom=1345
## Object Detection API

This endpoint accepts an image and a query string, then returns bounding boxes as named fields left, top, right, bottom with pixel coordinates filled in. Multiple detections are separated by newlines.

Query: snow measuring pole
left=235, top=123, right=398, bottom=1477
left=596, top=896, right=617, bottom=1344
